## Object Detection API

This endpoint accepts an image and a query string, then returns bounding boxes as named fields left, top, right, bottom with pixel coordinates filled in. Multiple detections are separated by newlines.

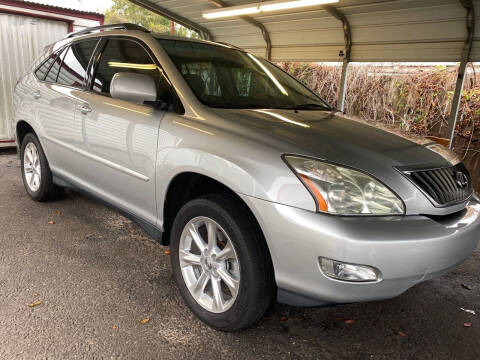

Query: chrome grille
left=404, top=163, right=472, bottom=206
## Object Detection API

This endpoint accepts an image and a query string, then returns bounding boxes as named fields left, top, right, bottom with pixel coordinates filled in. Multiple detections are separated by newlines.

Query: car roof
left=61, top=27, right=239, bottom=51
left=45, top=26, right=242, bottom=62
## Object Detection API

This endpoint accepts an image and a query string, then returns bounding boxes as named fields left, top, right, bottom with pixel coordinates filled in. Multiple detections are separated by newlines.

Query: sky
left=28, top=0, right=113, bottom=14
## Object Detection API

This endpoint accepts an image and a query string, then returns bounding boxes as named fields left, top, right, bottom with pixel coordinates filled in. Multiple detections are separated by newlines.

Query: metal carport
left=128, top=0, right=479, bottom=147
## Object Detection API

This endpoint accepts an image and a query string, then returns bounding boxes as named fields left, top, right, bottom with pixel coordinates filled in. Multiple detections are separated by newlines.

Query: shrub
left=279, top=62, right=480, bottom=190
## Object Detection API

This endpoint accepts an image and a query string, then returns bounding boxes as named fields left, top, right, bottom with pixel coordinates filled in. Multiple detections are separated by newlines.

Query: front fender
left=155, top=115, right=316, bottom=227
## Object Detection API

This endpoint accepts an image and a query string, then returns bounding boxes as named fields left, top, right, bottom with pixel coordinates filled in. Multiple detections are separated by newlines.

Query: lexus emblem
left=455, top=171, right=469, bottom=188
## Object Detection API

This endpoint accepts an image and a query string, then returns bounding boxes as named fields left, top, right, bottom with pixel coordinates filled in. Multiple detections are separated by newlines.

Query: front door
left=73, top=37, right=172, bottom=226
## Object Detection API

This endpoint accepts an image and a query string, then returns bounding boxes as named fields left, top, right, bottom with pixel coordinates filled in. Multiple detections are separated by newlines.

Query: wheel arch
left=161, top=172, right=267, bottom=252
left=16, top=120, right=37, bottom=147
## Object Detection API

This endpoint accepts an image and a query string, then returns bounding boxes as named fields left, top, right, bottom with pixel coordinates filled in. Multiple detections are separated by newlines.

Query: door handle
left=78, top=103, right=92, bottom=114
left=33, top=90, right=41, bottom=99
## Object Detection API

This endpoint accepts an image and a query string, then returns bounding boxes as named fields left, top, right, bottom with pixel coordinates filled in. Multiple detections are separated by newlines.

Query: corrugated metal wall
left=147, top=0, right=480, bottom=62
left=0, top=13, right=67, bottom=141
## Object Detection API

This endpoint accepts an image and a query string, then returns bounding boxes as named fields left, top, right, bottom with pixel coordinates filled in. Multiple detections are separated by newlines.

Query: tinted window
left=45, top=47, right=67, bottom=83
left=92, top=39, right=172, bottom=104
left=180, top=62, right=222, bottom=97
left=57, top=39, right=98, bottom=88
left=35, top=54, right=57, bottom=80
left=158, top=39, right=330, bottom=110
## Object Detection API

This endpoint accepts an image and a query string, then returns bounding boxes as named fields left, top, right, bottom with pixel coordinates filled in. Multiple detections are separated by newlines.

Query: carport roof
left=129, top=0, right=479, bottom=62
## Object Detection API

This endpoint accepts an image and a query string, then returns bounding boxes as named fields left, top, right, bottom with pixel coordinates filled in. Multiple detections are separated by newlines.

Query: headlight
left=284, top=155, right=405, bottom=215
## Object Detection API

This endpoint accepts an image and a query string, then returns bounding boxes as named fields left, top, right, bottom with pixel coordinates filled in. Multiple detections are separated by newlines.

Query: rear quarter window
left=45, top=47, right=67, bottom=83
left=34, top=54, right=57, bottom=81
left=57, top=39, right=98, bottom=88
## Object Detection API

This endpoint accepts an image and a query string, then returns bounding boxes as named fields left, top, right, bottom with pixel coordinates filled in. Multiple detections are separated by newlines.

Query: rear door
left=34, top=39, right=99, bottom=175
left=73, top=37, right=173, bottom=225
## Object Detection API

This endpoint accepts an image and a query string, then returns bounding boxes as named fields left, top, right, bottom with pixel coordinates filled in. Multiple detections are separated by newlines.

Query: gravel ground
left=0, top=149, right=479, bottom=360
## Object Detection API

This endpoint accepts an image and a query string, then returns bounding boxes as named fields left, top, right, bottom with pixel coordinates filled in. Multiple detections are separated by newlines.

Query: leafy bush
left=279, top=62, right=479, bottom=190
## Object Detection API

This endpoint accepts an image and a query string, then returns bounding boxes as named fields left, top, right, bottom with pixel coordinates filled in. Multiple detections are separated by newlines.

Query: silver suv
left=13, top=24, right=480, bottom=331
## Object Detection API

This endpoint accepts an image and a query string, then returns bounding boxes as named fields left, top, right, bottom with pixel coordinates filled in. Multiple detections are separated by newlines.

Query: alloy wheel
left=23, top=142, right=41, bottom=192
left=179, top=216, right=240, bottom=313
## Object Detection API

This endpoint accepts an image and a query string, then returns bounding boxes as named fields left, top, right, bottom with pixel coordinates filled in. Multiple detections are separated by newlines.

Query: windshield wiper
left=282, top=103, right=331, bottom=110
left=207, top=103, right=332, bottom=110
left=208, top=104, right=265, bottom=109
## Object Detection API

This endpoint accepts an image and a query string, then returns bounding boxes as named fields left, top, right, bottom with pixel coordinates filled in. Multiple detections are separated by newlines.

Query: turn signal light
left=299, top=174, right=328, bottom=211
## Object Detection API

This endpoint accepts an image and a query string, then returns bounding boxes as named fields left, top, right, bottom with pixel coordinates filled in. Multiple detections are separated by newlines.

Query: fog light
left=319, top=257, right=380, bottom=282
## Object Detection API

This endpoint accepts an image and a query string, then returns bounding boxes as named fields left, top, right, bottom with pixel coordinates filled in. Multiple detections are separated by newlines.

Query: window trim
left=34, top=38, right=101, bottom=91
left=54, top=38, right=101, bottom=90
left=89, top=36, right=162, bottom=96
left=54, top=46, right=69, bottom=84
left=157, top=38, right=332, bottom=111
left=34, top=48, right=64, bottom=82
left=33, top=54, right=55, bottom=81
left=33, top=35, right=184, bottom=114
left=87, top=35, right=184, bottom=114
left=86, top=37, right=106, bottom=91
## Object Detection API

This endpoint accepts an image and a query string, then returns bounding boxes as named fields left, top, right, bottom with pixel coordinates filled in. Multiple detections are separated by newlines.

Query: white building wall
left=0, top=13, right=68, bottom=143
left=0, top=6, right=101, bottom=145
left=0, top=3, right=101, bottom=30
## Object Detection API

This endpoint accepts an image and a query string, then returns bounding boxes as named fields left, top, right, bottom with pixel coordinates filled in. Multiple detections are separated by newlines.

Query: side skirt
left=53, top=175, right=164, bottom=244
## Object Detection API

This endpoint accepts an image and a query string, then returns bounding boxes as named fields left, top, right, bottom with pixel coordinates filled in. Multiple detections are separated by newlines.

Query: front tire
left=20, top=133, right=62, bottom=201
left=170, top=194, right=275, bottom=331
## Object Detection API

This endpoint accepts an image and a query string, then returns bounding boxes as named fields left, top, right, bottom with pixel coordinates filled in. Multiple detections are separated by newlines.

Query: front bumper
left=241, top=195, right=480, bottom=306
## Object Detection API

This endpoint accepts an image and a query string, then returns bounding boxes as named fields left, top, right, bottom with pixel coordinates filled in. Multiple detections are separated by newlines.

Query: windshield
left=157, top=39, right=331, bottom=110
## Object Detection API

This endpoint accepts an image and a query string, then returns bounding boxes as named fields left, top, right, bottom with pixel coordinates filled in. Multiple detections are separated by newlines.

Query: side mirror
left=110, top=72, right=157, bottom=104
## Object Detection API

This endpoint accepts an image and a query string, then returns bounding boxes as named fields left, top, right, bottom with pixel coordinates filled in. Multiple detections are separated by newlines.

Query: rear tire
left=20, top=133, right=62, bottom=201
left=170, top=194, right=275, bottom=331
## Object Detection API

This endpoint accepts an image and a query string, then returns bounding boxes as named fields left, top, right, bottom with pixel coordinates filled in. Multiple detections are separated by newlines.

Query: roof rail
left=216, top=41, right=243, bottom=50
left=65, top=23, right=150, bottom=39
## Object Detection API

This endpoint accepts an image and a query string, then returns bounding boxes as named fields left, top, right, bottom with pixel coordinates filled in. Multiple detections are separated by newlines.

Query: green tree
left=105, top=0, right=198, bottom=38
left=105, top=0, right=170, bottom=32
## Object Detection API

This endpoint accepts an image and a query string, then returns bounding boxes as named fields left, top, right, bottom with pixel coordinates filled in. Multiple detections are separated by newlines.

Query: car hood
left=212, top=108, right=452, bottom=170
